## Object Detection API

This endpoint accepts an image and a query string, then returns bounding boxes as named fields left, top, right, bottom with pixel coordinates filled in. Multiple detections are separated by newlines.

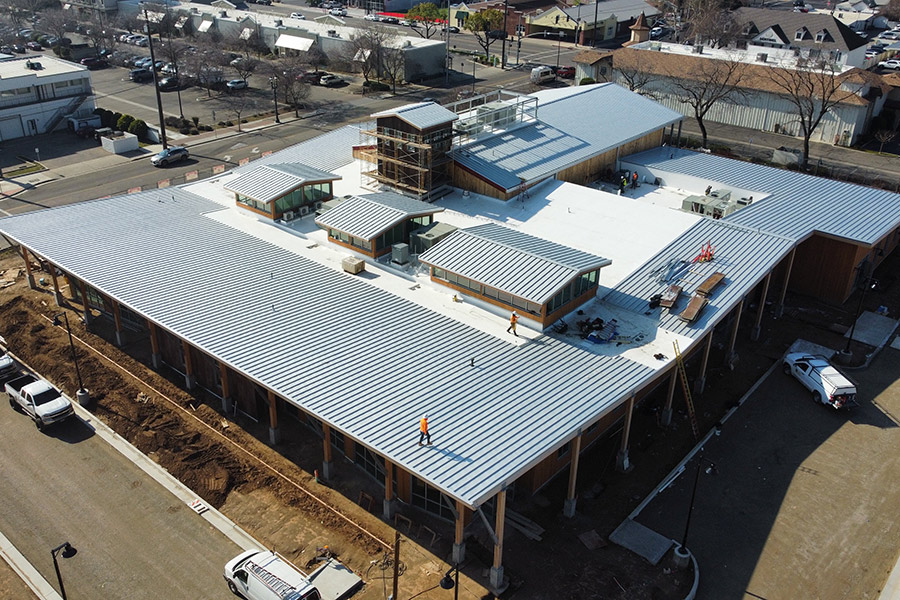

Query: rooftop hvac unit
left=756, top=53, right=768, bottom=62
left=410, top=222, right=458, bottom=254
left=314, top=201, right=324, bottom=210
left=282, top=210, right=296, bottom=222
left=392, top=243, right=410, bottom=265
left=299, top=205, right=310, bottom=216
left=455, top=120, right=483, bottom=136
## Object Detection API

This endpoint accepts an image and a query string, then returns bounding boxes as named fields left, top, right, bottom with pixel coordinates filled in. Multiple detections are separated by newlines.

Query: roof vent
left=274, top=18, right=283, bottom=26
left=756, top=52, right=768, bottom=62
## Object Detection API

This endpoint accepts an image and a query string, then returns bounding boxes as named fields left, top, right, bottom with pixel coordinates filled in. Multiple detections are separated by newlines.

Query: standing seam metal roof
left=370, top=102, right=459, bottom=130
left=625, top=147, right=900, bottom=246
left=419, top=223, right=611, bottom=305
left=603, top=218, right=796, bottom=338
left=0, top=188, right=653, bottom=508
left=314, top=192, right=444, bottom=240
left=224, top=163, right=339, bottom=203
left=233, top=124, right=364, bottom=175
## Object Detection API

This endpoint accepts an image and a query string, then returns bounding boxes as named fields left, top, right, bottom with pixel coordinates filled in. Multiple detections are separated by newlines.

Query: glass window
left=354, top=443, right=386, bottom=485
left=411, top=476, right=456, bottom=521
left=329, top=428, right=345, bottom=453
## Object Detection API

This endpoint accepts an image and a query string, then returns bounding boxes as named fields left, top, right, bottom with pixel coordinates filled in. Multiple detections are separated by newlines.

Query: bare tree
left=36, top=9, right=70, bottom=46
left=83, top=15, right=115, bottom=53
left=875, top=129, right=897, bottom=154
left=10, top=0, right=53, bottom=22
left=681, top=0, right=740, bottom=48
left=767, top=59, right=859, bottom=168
left=612, top=50, right=657, bottom=97
left=232, top=55, right=259, bottom=82
left=667, top=55, right=747, bottom=148
left=265, top=54, right=311, bottom=116
left=348, top=24, right=396, bottom=82
left=382, top=46, right=405, bottom=93
left=184, top=39, right=227, bottom=97
left=881, top=0, right=900, bottom=21
left=306, top=45, right=329, bottom=72
left=227, top=89, right=259, bottom=131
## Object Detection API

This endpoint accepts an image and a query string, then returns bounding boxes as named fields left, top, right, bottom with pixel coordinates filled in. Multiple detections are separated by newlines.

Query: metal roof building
left=370, top=102, right=459, bottom=129
left=314, top=192, right=444, bottom=240
left=624, top=147, right=900, bottom=246
left=419, top=223, right=612, bottom=305
left=233, top=124, right=364, bottom=175
left=224, top=163, right=339, bottom=203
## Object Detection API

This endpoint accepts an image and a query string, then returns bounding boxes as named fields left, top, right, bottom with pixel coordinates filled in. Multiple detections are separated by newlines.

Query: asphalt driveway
left=636, top=348, right=900, bottom=600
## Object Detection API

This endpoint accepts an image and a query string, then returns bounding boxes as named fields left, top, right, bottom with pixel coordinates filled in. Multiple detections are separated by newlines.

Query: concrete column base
left=616, top=449, right=633, bottom=473
left=750, top=325, right=761, bottom=342
left=659, top=407, right=673, bottom=427
left=184, top=374, right=196, bottom=390
left=321, top=460, right=333, bottom=481
left=26, top=274, right=36, bottom=290
left=452, top=542, right=466, bottom=564
left=774, top=304, right=784, bottom=319
left=151, top=353, right=161, bottom=369
left=54, top=292, right=64, bottom=306
left=269, top=426, right=280, bottom=445
left=115, top=330, right=123, bottom=347
left=76, top=389, right=91, bottom=407
left=221, top=396, right=234, bottom=415
left=563, top=497, right=577, bottom=518
left=489, top=566, right=508, bottom=594
left=726, top=351, right=739, bottom=369
left=673, top=545, right=691, bottom=569
left=382, top=497, right=395, bottom=521
left=82, top=310, right=91, bottom=325
left=693, top=376, right=706, bottom=396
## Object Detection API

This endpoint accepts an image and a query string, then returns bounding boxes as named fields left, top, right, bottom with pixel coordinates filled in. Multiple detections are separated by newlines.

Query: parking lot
left=636, top=347, right=900, bottom=599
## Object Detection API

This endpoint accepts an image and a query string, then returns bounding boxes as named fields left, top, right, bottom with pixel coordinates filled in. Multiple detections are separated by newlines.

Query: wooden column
left=78, top=280, right=91, bottom=324
left=453, top=500, right=466, bottom=563
left=49, top=265, right=63, bottom=306
left=775, top=248, right=795, bottom=318
left=616, top=393, right=636, bottom=472
left=111, top=300, right=123, bottom=347
left=383, top=457, right=395, bottom=520
left=660, top=371, right=678, bottom=426
left=148, top=322, right=160, bottom=369
left=321, top=424, right=333, bottom=480
left=219, top=361, right=232, bottom=414
left=489, top=489, right=507, bottom=591
left=21, top=247, right=36, bottom=289
left=181, top=339, right=195, bottom=390
left=563, top=433, right=582, bottom=517
left=751, top=273, right=771, bottom=342
left=693, top=332, right=715, bottom=395
left=726, top=299, right=744, bottom=367
left=267, top=389, right=280, bottom=445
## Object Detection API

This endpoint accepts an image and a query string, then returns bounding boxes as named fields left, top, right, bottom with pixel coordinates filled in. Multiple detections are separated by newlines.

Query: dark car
left=487, top=29, right=507, bottom=39
left=557, top=66, right=575, bottom=78
left=381, top=16, right=399, bottom=24
left=11, top=44, right=26, bottom=53
left=80, top=57, right=107, bottom=70
left=150, top=146, right=190, bottom=167
left=442, top=25, right=460, bottom=33
left=25, top=41, right=42, bottom=51
left=300, top=70, right=324, bottom=84
left=129, top=67, right=153, bottom=82
left=158, top=76, right=179, bottom=91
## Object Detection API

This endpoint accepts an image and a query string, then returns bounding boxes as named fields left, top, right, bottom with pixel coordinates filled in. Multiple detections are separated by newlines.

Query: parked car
left=224, top=550, right=320, bottom=600
left=300, top=70, right=324, bottom=84
left=226, top=79, right=248, bottom=90
left=319, top=74, right=343, bottom=86
left=80, top=57, right=107, bottom=70
left=442, top=25, right=460, bottom=33
left=10, top=44, right=25, bottom=53
left=289, top=12, right=306, bottom=19
left=381, top=16, right=399, bottom=24
left=25, top=41, right=42, bottom=51
left=878, top=30, right=899, bottom=40
left=0, top=45, right=12, bottom=54
left=256, top=0, right=272, bottom=5
left=329, top=7, right=347, bottom=16
left=129, top=67, right=153, bottom=82
left=783, top=353, right=858, bottom=409
left=365, top=13, right=379, bottom=21
left=879, top=59, right=900, bottom=69
left=161, top=62, right=177, bottom=75
left=6, top=374, right=74, bottom=430
left=556, top=65, right=575, bottom=78
left=0, top=351, right=17, bottom=380
left=151, top=146, right=190, bottom=166
left=135, top=57, right=155, bottom=69
left=158, top=76, right=179, bottom=91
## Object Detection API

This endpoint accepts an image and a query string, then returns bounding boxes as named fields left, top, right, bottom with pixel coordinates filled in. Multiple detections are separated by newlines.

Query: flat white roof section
left=419, top=223, right=611, bottom=305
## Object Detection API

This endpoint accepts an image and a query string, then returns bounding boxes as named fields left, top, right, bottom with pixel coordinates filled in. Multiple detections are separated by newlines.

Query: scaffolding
left=360, top=124, right=453, bottom=200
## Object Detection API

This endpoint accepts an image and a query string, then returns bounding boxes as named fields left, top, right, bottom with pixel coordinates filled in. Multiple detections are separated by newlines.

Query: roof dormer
left=795, top=27, right=809, bottom=41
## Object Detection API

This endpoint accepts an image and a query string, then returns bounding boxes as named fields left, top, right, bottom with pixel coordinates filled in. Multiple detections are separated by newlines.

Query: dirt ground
left=0, top=245, right=890, bottom=600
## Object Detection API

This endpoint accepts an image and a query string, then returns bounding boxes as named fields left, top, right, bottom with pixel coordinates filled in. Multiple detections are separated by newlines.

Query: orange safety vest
left=420, top=418, right=428, bottom=433
left=510, top=313, right=519, bottom=325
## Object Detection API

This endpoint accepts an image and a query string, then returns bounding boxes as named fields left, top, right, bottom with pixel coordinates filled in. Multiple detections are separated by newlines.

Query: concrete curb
left=0, top=529, right=61, bottom=600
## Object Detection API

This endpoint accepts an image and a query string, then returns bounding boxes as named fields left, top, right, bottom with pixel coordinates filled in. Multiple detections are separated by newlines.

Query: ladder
left=247, top=560, right=297, bottom=597
left=673, top=340, right=700, bottom=441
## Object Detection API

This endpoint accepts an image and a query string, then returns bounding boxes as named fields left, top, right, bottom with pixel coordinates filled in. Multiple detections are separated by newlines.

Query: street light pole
left=439, top=564, right=460, bottom=600
left=53, top=313, right=87, bottom=403
left=843, top=272, right=877, bottom=355
left=142, top=4, right=168, bottom=150
left=501, top=0, right=509, bottom=69
left=51, top=542, right=75, bottom=600
left=556, top=31, right=562, bottom=69
left=269, top=77, right=280, bottom=124
left=471, top=60, right=476, bottom=92
left=679, top=456, right=716, bottom=553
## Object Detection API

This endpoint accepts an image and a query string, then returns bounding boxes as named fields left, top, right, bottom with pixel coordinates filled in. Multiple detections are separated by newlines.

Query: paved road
left=637, top=348, right=900, bottom=599
left=0, top=387, right=243, bottom=599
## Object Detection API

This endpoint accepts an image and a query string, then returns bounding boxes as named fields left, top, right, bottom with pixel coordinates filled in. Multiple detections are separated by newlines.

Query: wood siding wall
left=790, top=234, right=866, bottom=304
left=557, top=129, right=664, bottom=186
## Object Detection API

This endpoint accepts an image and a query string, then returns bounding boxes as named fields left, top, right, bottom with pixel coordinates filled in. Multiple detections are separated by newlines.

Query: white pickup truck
left=783, top=353, right=858, bottom=409
left=6, top=374, right=75, bottom=430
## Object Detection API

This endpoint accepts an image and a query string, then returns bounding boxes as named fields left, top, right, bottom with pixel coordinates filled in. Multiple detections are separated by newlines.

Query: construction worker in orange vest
left=507, top=310, right=519, bottom=337
left=419, top=415, right=431, bottom=446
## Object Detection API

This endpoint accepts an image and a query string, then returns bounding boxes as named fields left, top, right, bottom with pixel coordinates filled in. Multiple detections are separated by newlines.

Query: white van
left=530, top=65, right=555, bottom=84
left=224, top=550, right=321, bottom=600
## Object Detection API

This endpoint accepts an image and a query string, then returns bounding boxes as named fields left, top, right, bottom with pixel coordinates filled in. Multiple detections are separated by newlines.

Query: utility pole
left=592, top=0, right=600, bottom=47
left=391, top=532, right=400, bottom=600
left=501, top=0, right=509, bottom=68
left=143, top=4, right=168, bottom=149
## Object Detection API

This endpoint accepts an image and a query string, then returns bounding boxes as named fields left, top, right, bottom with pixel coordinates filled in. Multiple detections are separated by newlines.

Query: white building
left=0, top=56, right=95, bottom=141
